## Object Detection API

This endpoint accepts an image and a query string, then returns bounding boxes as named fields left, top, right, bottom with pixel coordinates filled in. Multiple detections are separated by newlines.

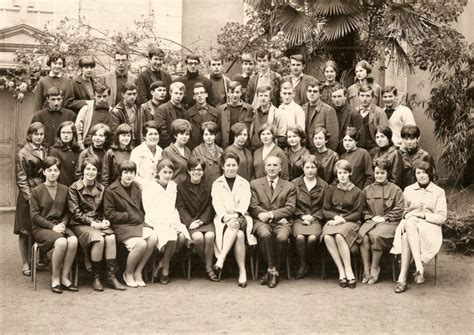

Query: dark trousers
left=254, top=221, right=291, bottom=269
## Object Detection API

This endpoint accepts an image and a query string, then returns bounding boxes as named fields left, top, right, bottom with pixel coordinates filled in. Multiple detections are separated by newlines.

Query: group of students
left=14, top=48, right=446, bottom=295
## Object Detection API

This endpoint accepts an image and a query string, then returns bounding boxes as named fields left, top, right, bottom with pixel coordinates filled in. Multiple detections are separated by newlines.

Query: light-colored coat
left=211, top=175, right=256, bottom=256
left=142, top=180, right=190, bottom=250
left=100, top=70, right=137, bottom=107
left=130, top=142, right=163, bottom=185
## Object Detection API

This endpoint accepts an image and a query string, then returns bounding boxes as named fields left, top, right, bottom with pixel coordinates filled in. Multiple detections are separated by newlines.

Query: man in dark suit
left=155, top=81, right=188, bottom=148
left=283, top=54, right=316, bottom=106
left=136, top=48, right=172, bottom=106
left=250, top=156, right=297, bottom=288
left=331, top=84, right=363, bottom=154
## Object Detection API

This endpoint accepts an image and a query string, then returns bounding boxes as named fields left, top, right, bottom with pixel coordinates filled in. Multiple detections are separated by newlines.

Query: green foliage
left=444, top=188, right=474, bottom=255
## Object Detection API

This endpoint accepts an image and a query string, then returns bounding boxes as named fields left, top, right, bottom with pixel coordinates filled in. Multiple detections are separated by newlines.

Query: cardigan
left=30, top=183, right=70, bottom=230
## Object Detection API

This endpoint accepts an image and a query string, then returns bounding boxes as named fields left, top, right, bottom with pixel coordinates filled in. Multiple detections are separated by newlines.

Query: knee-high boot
left=91, top=261, right=104, bottom=292
left=106, top=259, right=126, bottom=291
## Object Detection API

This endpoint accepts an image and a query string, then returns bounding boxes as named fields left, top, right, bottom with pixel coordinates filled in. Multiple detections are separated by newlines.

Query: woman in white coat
left=142, top=159, right=191, bottom=284
left=211, top=152, right=256, bottom=288
left=130, top=120, right=163, bottom=185
left=391, top=161, right=446, bottom=293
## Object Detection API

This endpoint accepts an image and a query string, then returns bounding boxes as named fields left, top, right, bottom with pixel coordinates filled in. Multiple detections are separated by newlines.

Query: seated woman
left=142, top=159, right=191, bottom=284
left=163, top=119, right=192, bottom=184
left=341, top=127, right=374, bottom=190
left=49, top=121, right=81, bottom=187
left=104, top=160, right=158, bottom=288
left=371, top=126, right=403, bottom=187
left=75, top=123, right=110, bottom=180
left=101, top=123, right=133, bottom=187
left=286, top=125, right=310, bottom=180
left=292, top=155, right=328, bottom=279
left=400, top=125, right=435, bottom=189
left=223, top=123, right=253, bottom=181
left=68, top=157, right=125, bottom=291
left=176, top=158, right=218, bottom=281
left=253, top=123, right=289, bottom=180
left=130, top=120, right=163, bottom=184
left=391, top=161, right=446, bottom=293
left=211, top=152, right=255, bottom=287
left=191, top=121, right=224, bottom=185
left=15, top=122, right=47, bottom=276
left=321, top=160, right=364, bottom=289
left=30, top=156, right=78, bottom=294
left=358, top=158, right=404, bottom=285
left=311, top=126, right=338, bottom=184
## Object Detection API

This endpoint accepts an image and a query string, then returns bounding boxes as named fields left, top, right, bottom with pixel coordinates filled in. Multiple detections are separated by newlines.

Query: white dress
left=391, top=182, right=447, bottom=263
left=142, top=180, right=190, bottom=250
left=130, top=142, right=163, bottom=185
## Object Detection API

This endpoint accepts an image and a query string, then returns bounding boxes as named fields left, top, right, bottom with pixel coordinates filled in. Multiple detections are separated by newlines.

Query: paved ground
left=1, top=212, right=473, bottom=333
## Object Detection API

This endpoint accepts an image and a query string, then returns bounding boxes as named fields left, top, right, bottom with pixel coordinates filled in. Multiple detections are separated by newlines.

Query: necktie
left=269, top=180, right=274, bottom=195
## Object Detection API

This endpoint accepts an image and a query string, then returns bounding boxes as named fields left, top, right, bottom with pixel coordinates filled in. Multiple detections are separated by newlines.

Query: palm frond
left=275, top=5, right=315, bottom=46
left=313, top=0, right=361, bottom=16
left=320, top=14, right=363, bottom=41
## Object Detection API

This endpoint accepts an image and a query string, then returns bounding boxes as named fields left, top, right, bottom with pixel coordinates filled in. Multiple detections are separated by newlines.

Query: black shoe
left=238, top=281, right=247, bottom=288
left=348, top=278, right=357, bottom=289
left=339, top=278, right=348, bottom=288
left=61, top=283, right=79, bottom=292
left=212, top=264, right=223, bottom=280
left=267, top=273, right=279, bottom=288
left=295, top=266, right=308, bottom=280
left=51, top=284, right=63, bottom=294
left=160, top=274, right=170, bottom=285
left=260, top=272, right=270, bottom=285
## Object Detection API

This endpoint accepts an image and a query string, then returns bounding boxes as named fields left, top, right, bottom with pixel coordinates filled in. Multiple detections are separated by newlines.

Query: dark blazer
left=109, top=101, right=143, bottom=147
left=356, top=103, right=388, bottom=150
left=136, top=68, right=172, bottom=106
left=335, top=103, right=363, bottom=154
left=75, top=146, right=106, bottom=180
left=371, top=145, right=403, bottom=188
left=68, top=75, right=96, bottom=114
left=191, top=143, right=223, bottom=185
left=292, top=176, right=328, bottom=223
left=322, top=185, right=364, bottom=223
left=283, top=74, right=316, bottom=106
left=162, top=143, right=191, bottom=184
left=100, top=70, right=137, bottom=107
left=224, top=144, right=253, bottom=181
left=186, top=103, right=220, bottom=150
left=30, top=183, right=70, bottom=230
left=101, top=148, right=131, bottom=187
left=247, top=70, right=281, bottom=107
left=48, top=145, right=80, bottom=187
left=286, top=146, right=310, bottom=181
left=155, top=101, right=188, bottom=148
left=176, top=178, right=214, bottom=226
left=249, top=177, right=297, bottom=229
left=67, top=179, right=105, bottom=226
left=31, top=107, right=76, bottom=147
left=217, top=102, right=254, bottom=149
left=103, top=180, right=145, bottom=243
left=303, top=100, right=339, bottom=152
left=252, top=145, right=289, bottom=180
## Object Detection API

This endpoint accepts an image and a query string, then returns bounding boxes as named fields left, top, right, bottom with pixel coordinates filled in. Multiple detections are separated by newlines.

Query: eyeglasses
left=194, top=91, right=206, bottom=95
left=187, top=61, right=199, bottom=66
left=307, top=89, right=320, bottom=93
left=60, top=131, right=73, bottom=134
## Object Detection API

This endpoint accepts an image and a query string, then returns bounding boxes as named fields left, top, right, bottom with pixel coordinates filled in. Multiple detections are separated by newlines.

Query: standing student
left=34, top=53, right=73, bottom=112
left=138, top=81, right=167, bottom=123
left=30, top=157, right=78, bottom=294
left=75, top=123, right=111, bottom=180
left=348, top=60, right=382, bottom=108
left=206, top=56, right=231, bottom=107
left=286, top=125, right=310, bottom=180
left=253, top=123, right=289, bottom=180
left=101, top=123, right=133, bottom=187
left=162, top=119, right=192, bottom=184
left=69, top=56, right=97, bottom=114
left=320, top=60, right=340, bottom=107
left=136, top=47, right=172, bottom=106
left=232, top=53, right=255, bottom=103
left=249, top=85, right=276, bottom=151
left=223, top=123, right=253, bottom=181
left=247, top=50, right=282, bottom=108
left=371, top=126, right=403, bottom=187
left=15, top=122, right=47, bottom=276
left=130, top=121, right=163, bottom=183
left=282, top=54, right=316, bottom=106
left=311, top=126, right=339, bottom=185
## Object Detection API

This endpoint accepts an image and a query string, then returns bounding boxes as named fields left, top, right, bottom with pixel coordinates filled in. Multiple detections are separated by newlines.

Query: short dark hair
left=122, top=82, right=137, bottom=94
left=301, top=154, right=320, bottom=169
left=331, top=83, right=347, bottom=96
left=46, top=87, right=62, bottom=98
left=414, top=160, right=435, bottom=182
left=89, top=123, right=111, bottom=142
left=313, top=126, right=330, bottom=143
left=187, top=157, right=206, bottom=172
left=46, top=53, right=66, bottom=67
left=114, top=48, right=129, bottom=58
left=185, top=54, right=200, bottom=64
left=221, top=151, right=240, bottom=165
left=358, top=84, right=374, bottom=96
left=150, top=81, right=166, bottom=91
left=255, top=50, right=271, bottom=60
left=344, top=127, right=360, bottom=142
left=227, top=81, right=242, bottom=92
left=401, top=125, right=421, bottom=139
left=78, top=56, right=96, bottom=68
left=307, top=80, right=321, bottom=90
left=112, top=123, right=133, bottom=151
left=287, top=125, right=306, bottom=146
left=148, top=47, right=164, bottom=59
left=334, top=159, right=352, bottom=174
left=55, top=121, right=80, bottom=151
left=258, top=123, right=276, bottom=138
left=95, top=83, right=110, bottom=95
left=230, top=122, right=247, bottom=137
left=209, top=57, right=223, bottom=66
left=118, top=160, right=137, bottom=175
left=43, top=156, right=61, bottom=170
left=80, top=156, right=100, bottom=173
left=142, top=120, right=160, bottom=138
left=290, top=54, right=305, bottom=65
left=156, top=158, right=175, bottom=176
left=26, top=122, right=45, bottom=143
left=193, top=82, right=207, bottom=93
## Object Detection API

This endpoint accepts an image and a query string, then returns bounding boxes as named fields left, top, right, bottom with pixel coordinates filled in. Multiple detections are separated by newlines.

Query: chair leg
left=186, top=247, right=192, bottom=281
left=391, top=255, right=397, bottom=283
left=74, top=260, right=79, bottom=287
left=435, top=254, right=439, bottom=286
left=286, top=240, right=291, bottom=280
left=31, top=243, right=38, bottom=291
left=249, top=246, right=256, bottom=282
left=321, top=247, right=327, bottom=280
left=255, top=252, right=259, bottom=281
